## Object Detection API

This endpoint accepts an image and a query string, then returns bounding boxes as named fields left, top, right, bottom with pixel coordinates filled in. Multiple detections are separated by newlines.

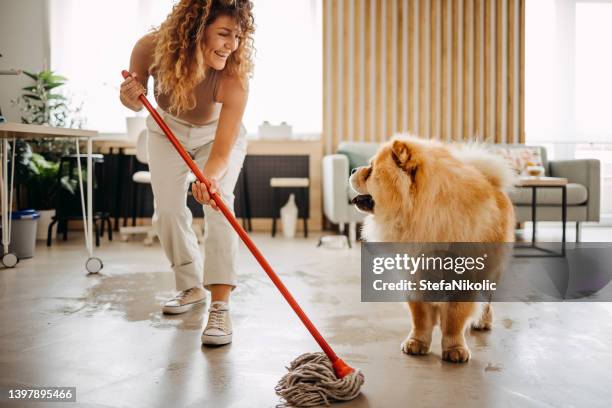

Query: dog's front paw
left=442, top=345, right=470, bottom=363
left=401, top=337, right=430, bottom=355
left=472, top=304, right=493, bottom=330
left=471, top=320, right=492, bottom=330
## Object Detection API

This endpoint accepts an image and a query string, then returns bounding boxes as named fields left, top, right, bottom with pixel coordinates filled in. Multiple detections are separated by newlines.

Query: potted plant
left=9, top=70, right=85, bottom=238
left=25, top=153, right=59, bottom=240
left=12, top=69, right=84, bottom=158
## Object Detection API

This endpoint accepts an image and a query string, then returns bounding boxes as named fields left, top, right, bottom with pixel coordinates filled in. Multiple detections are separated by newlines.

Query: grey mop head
left=275, top=352, right=365, bottom=407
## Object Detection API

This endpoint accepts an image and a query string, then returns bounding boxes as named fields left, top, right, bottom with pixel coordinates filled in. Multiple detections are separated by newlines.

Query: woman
left=119, top=0, right=254, bottom=346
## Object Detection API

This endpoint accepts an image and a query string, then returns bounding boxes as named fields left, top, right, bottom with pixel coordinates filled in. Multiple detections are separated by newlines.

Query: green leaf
left=49, top=75, right=67, bottom=82
left=47, top=94, right=66, bottom=100
left=23, top=94, right=41, bottom=100
left=60, top=176, right=76, bottom=195
left=22, top=70, right=39, bottom=81
left=28, top=161, right=41, bottom=176
left=39, top=71, right=53, bottom=81
left=44, top=83, right=64, bottom=91
left=21, top=86, right=38, bottom=92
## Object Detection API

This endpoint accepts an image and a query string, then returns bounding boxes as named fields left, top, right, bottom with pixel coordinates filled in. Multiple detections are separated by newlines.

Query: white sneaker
left=201, top=301, right=232, bottom=346
left=162, top=286, right=206, bottom=314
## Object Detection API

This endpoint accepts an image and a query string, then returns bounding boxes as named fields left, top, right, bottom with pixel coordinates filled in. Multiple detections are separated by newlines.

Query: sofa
left=322, top=142, right=600, bottom=242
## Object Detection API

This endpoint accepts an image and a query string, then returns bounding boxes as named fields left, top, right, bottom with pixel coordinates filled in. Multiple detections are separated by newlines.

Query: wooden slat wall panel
left=322, top=0, right=525, bottom=153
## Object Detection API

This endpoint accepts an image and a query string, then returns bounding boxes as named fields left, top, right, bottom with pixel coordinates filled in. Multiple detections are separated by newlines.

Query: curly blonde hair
left=150, top=0, right=255, bottom=115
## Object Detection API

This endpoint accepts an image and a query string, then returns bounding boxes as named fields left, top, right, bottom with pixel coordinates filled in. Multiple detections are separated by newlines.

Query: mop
left=121, top=71, right=364, bottom=406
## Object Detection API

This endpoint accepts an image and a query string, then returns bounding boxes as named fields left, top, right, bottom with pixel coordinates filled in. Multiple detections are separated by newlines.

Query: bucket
left=0, top=209, right=40, bottom=259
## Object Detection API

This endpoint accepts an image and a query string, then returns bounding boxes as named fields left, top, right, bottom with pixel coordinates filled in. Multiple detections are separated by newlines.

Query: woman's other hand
left=192, top=178, right=221, bottom=211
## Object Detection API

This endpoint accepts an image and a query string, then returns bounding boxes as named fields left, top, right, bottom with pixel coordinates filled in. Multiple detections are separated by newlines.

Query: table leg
left=531, top=186, right=537, bottom=245
left=113, top=148, right=123, bottom=232
left=1, top=138, right=8, bottom=254
left=87, top=138, right=94, bottom=257
left=562, top=185, right=567, bottom=252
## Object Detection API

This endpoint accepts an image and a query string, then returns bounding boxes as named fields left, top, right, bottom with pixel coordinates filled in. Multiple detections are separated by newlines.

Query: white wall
left=0, top=0, right=49, bottom=122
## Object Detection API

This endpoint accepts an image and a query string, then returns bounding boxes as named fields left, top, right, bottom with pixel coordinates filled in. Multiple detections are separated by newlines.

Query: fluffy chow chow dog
left=350, top=136, right=515, bottom=363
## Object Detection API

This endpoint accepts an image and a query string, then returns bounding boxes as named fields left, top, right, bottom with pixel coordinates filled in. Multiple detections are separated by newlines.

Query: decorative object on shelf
left=280, top=193, right=298, bottom=238
left=525, top=161, right=546, bottom=177
left=270, top=177, right=309, bottom=238
left=258, top=120, right=292, bottom=140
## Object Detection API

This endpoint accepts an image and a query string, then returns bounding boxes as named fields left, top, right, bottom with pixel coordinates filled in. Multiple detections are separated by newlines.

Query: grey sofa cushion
left=509, top=183, right=587, bottom=205
left=337, top=142, right=380, bottom=172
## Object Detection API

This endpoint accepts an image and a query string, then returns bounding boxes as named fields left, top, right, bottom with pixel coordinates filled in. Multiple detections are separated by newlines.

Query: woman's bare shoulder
left=134, top=33, right=157, bottom=56
left=217, top=72, right=249, bottom=104
left=130, top=33, right=157, bottom=76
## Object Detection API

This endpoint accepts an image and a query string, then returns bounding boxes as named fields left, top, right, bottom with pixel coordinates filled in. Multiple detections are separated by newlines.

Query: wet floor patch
left=323, top=313, right=406, bottom=346
left=46, top=272, right=204, bottom=330
left=502, top=318, right=514, bottom=329
left=484, top=362, right=503, bottom=372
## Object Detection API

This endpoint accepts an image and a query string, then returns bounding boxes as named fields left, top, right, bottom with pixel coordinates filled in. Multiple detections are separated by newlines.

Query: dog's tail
left=454, top=145, right=517, bottom=191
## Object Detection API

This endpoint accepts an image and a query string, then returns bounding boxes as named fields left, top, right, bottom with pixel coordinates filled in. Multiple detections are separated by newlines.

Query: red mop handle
left=121, top=70, right=354, bottom=378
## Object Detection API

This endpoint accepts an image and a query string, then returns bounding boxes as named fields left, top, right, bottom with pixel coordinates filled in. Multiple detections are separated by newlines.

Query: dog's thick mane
left=390, top=134, right=516, bottom=192
left=451, top=143, right=516, bottom=192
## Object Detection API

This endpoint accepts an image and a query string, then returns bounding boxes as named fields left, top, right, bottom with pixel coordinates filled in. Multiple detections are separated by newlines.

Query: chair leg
left=94, top=220, right=100, bottom=247
left=47, top=218, right=58, bottom=247
left=132, top=184, right=138, bottom=227
left=123, top=156, right=135, bottom=228
left=338, top=223, right=345, bottom=233
left=299, top=187, right=308, bottom=238
left=349, top=222, right=357, bottom=243
left=106, top=217, right=113, bottom=241
left=271, top=188, right=278, bottom=237
left=62, top=219, right=68, bottom=241
left=576, top=221, right=581, bottom=242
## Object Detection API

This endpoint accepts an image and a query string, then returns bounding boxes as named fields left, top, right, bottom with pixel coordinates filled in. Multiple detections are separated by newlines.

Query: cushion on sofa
left=490, top=146, right=546, bottom=176
left=509, top=183, right=588, bottom=205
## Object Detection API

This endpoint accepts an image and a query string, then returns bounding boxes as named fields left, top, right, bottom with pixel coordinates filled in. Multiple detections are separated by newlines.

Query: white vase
left=280, top=193, right=298, bottom=238
left=37, top=209, right=56, bottom=241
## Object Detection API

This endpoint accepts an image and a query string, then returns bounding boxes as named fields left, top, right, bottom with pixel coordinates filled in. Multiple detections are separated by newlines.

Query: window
left=49, top=0, right=174, bottom=133
left=49, top=0, right=322, bottom=137
left=525, top=0, right=612, bottom=216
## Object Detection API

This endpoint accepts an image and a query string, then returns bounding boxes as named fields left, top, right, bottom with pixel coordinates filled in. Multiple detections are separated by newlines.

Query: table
left=514, top=176, right=568, bottom=257
left=95, top=137, right=324, bottom=232
left=0, top=122, right=103, bottom=272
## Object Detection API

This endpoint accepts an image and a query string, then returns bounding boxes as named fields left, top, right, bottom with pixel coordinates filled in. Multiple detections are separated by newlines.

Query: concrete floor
left=1, top=225, right=612, bottom=407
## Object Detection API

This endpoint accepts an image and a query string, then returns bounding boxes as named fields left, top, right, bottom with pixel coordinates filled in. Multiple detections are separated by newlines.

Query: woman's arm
left=203, top=74, right=248, bottom=180
left=192, top=74, right=248, bottom=210
left=119, top=34, right=154, bottom=111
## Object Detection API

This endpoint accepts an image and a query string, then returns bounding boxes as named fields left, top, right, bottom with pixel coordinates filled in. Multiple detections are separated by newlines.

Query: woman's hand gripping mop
left=120, top=71, right=364, bottom=407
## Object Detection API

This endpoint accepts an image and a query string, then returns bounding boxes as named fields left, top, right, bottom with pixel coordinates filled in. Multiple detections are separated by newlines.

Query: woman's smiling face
left=203, top=15, right=241, bottom=70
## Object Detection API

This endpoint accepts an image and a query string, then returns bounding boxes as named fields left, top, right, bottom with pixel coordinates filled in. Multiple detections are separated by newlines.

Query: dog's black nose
left=351, top=168, right=358, bottom=175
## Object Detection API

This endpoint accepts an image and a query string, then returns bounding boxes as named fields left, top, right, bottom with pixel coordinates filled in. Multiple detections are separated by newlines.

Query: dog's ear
left=391, top=140, right=418, bottom=181
left=391, top=140, right=411, bottom=170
